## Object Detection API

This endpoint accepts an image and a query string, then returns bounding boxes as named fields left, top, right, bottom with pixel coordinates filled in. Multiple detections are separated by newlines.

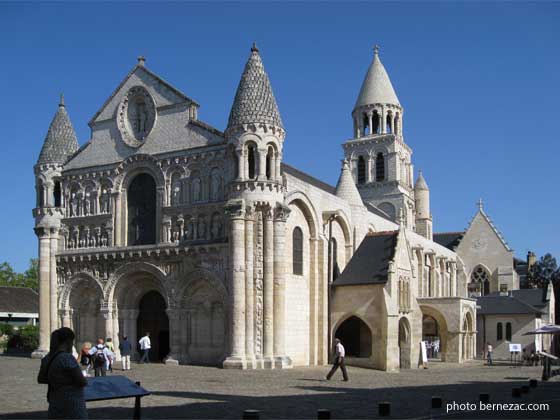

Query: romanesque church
left=33, top=45, right=550, bottom=370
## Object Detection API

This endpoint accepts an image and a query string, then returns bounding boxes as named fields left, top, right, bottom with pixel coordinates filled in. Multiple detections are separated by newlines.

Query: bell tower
left=342, top=46, right=415, bottom=228
left=32, top=94, right=79, bottom=357
left=223, top=44, right=291, bottom=369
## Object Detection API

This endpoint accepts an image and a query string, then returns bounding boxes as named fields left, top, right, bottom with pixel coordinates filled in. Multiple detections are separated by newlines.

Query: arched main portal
left=127, top=173, right=156, bottom=246
left=462, top=312, right=474, bottom=361
left=399, top=317, right=411, bottom=369
left=137, top=291, right=169, bottom=361
left=334, top=316, right=372, bottom=357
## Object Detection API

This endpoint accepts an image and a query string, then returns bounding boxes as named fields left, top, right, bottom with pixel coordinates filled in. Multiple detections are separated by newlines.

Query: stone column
left=49, top=229, right=59, bottom=330
left=112, top=191, right=122, bottom=246
left=367, top=112, right=373, bottom=136
left=273, top=204, right=292, bottom=368
left=263, top=205, right=274, bottom=367
left=366, top=157, right=373, bottom=183
left=165, top=308, right=181, bottom=365
left=33, top=228, right=51, bottom=356
left=258, top=148, right=267, bottom=180
left=381, top=107, right=387, bottom=134
left=112, top=309, right=120, bottom=360
left=61, top=308, right=71, bottom=328
left=245, top=206, right=255, bottom=367
left=223, top=200, right=247, bottom=369
left=129, top=309, right=139, bottom=360
left=156, top=186, right=165, bottom=243
left=102, top=307, right=113, bottom=341
left=275, top=153, right=281, bottom=183
left=237, top=149, right=245, bottom=181
left=180, top=310, right=190, bottom=363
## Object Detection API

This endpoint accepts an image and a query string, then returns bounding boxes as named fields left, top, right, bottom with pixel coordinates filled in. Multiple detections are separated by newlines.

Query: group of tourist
left=37, top=328, right=153, bottom=419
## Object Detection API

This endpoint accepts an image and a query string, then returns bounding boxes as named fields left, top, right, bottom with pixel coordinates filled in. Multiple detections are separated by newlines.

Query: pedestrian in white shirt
left=139, top=332, right=151, bottom=364
left=326, top=338, right=349, bottom=381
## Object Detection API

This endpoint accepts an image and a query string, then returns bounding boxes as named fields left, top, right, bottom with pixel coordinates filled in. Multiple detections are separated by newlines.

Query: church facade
left=32, top=45, right=479, bottom=370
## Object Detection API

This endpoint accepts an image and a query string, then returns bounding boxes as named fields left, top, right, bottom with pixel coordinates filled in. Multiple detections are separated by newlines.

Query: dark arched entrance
left=422, top=315, right=441, bottom=359
left=127, top=173, right=156, bottom=246
left=335, top=316, right=372, bottom=357
left=137, top=291, right=169, bottom=361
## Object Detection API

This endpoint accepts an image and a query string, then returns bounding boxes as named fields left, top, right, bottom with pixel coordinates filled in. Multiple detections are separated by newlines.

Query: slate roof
left=433, top=232, right=464, bottom=250
left=281, top=163, right=336, bottom=195
left=477, top=294, right=543, bottom=315
left=227, top=44, right=283, bottom=130
left=365, top=202, right=393, bottom=221
left=334, top=231, right=398, bottom=286
left=0, top=287, right=39, bottom=314
left=37, top=97, right=79, bottom=165
left=354, top=48, right=400, bottom=110
left=487, top=289, right=548, bottom=309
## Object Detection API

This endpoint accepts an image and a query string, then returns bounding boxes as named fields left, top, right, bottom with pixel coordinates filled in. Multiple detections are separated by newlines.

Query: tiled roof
left=0, top=287, right=39, bottom=314
left=334, top=231, right=398, bottom=286
left=227, top=44, right=283, bottom=130
left=477, top=294, right=543, bottom=315
left=37, top=98, right=79, bottom=165
left=354, top=49, right=400, bottom=110
left=433, top=232, right=464, bottom=250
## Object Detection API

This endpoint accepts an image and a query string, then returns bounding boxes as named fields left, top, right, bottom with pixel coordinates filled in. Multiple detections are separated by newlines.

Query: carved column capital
left=273, top=203, right=291, bottom=223
left=225, top=199, right=245, bottom=220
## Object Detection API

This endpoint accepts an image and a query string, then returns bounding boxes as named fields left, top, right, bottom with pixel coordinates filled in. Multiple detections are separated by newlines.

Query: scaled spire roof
left=227, top=43, right=283, bottom=131
left=335, top=159, right=364, bottom=208
left=37, top=95, right=79, bottom=165
left=354, top=46, right=400, bottom=110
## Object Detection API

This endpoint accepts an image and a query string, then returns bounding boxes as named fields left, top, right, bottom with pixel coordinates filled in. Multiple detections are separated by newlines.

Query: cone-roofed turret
left=227, top=43, right=283, bottom=131
left=336, top=159, right=364, bottom=207
left=414, top=170, right=429, bottom=191
left=37, top=94, right=79, bottom=165
left=354, top=46, right=400, bottom=110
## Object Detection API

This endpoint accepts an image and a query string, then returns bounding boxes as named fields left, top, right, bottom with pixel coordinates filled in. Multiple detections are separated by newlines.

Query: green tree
left=529, top=253, right=560, bottom=288
left=0, top=259, right=38, bottom=291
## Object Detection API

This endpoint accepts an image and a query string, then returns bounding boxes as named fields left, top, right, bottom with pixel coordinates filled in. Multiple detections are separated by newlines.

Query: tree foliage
left=529, top=253, right=560, bottom=288
left=0, top=259, right=38, bottom=292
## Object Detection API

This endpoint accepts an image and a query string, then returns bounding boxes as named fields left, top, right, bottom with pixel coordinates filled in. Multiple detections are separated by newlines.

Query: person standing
left=37, top=328, right=88, bottom=419
left=139, top=332, right=151, bottom=364
left=487, top=343, right=493, bottom=366
left=88, top=339, right=111, bottom=377
left=326, top=338, right=349, bottom=381
left=79, top=343, right=92, bottom=377
left=105, top=338, right=114, bottom=373
left=119, top=336, right=132, bottom=371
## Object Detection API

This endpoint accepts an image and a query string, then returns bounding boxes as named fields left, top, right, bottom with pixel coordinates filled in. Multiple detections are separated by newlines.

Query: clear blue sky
left=1, top=2, right=559, bottom=272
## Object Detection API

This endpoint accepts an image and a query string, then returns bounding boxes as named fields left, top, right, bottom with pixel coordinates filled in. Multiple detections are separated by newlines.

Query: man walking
left=326, top=338, right=349, bottom=381
left=119, top=335, right=132, bottom=371
left=139, top=332, right=151, bottom=364
left=487, top=343, right=493, bottom=366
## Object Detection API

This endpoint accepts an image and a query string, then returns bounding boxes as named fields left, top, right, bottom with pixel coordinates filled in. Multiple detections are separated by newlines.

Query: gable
left=90, top=65, right=198, bottom=126
left=456, top=211, right=513, bottom=274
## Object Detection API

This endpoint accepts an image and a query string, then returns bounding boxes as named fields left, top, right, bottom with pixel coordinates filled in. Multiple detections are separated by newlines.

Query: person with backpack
left=88, top=338, right=111, bottom=377
left=105, top=337, right=115, bottom=373
left=37, top=328, right=88, bottom=419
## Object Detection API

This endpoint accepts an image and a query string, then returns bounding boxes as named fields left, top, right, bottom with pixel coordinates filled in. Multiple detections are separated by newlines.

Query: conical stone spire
left=335, top=159, right=364, bottom=208
left=227, top=43, right=283, bottom=131
left=414, top=170, right=429, bottom=191
left=354, top=46, right=400, bottom=110
left=37, top=95, right=79, bottom=165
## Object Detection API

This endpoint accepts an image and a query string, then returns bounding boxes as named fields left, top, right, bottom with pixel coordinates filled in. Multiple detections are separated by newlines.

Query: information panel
left=509, top=343, right=521, bottom=353
left=84, top=376, right=150, bottom=402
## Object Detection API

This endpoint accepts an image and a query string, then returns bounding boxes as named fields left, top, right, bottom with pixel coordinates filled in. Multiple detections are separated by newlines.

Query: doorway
left=136, top=290, right=169, bottom=361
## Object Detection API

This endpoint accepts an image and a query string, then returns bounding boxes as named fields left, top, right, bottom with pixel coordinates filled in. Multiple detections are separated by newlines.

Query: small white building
left=0, top=287, right=39, bottom=327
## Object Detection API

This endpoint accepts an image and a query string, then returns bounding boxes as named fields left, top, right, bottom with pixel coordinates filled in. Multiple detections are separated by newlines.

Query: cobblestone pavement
left=0, top=356, right=559, bottom=419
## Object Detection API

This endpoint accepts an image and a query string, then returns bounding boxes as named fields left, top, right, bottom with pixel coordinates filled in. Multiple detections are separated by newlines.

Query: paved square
left=0, top=357, right=558, bottom=419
